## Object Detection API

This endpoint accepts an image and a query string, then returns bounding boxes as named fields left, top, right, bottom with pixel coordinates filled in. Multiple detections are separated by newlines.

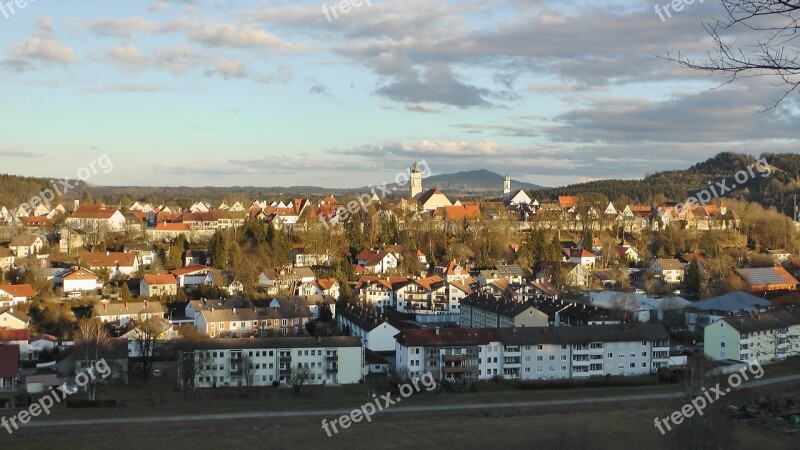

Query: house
left=122, top=317, right=179, bottom=358
left=395, top=323, right=670, bottom=381
left=65, top=204, right=126, bottom=233
left=80, top=251, right=139, bottom=278
left=567, top=248, right=597, bottom=268
left=526, top=279, right=560, bottom=301
left=73, top=338, right=128, bottom=383
left=589, top=291, right=690, bottom=323
left=208, top=269, right=243, bottom=295
left=290, top=246, right=332, bottom=267
left=561, top=263, right=591, bottom=287
left=257, top=267, right=315, bottom=295
left=704, top=309, right=800, bottom=363
left=8, top=234, right=45, bottom=258
left=353, top=277, right=400, bottom=310
left=183, top=337, right=363, bottom=388
left=434, top=260, right=469, bottom=283
left=61, top=267, right=99, bottom=293
left=735, top=267, right=799, bottom=293
left=59, top=227, right=86, bottom=253
left=0, top=284, right=34, bottom=307
left=478, top=265, right=526, bottom=287
left=355, top=249, right=399, bottom=274
left=140, top=274, right=178, bottom=297
left=0, top=306, right=30, bottom=330
left=124, top=243, right=157, bottom=266
left=0, top=247, right=16, bottom=270
left=506, top=190, right=532, bottom=206
left=650, top=259, right=685, bottom=284
left=393, top=276, right=450, bottom=314
left=615, top=240, right=639, bottom=262
left=0, top=345, right=20, bottom=393
left=685, top=291, right=772, bottom=333
left=170, top=265, right=213, bottom=287
left=195, top=298, right=313, bottom=337
left=447, top=277, right=478, bottom=311
left=298, top=278, right=340, bottom=298
left=93, top=301, right=166, bottom=326
left=336, top=303, right=401, bottom=352
left=460, top=294, right=549, bottom=328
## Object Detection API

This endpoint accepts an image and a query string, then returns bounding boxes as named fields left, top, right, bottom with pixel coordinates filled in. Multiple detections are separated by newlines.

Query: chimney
left=106, top=251, right=110, bottom=256
left=435, top=327, right=440, bottom=336
left=233, top=308, right=236, bottom=314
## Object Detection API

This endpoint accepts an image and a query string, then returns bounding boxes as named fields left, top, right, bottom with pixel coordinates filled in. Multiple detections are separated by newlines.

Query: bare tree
left=666, top=0, right=800, bottom=109
left=289, top=365, right=312, bottom=396
left=241, top=354, right=255, bottom=392
left=609, top=292, right=639, bottom=323
left=76, top=318, right=110, bottom=401
left=664, top=356, right=739, bottom=449
left=132, top=317, right=165, bottom=379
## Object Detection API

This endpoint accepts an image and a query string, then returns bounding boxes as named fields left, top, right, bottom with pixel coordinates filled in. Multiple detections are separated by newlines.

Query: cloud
left=0, top=149, right=44, bottom=158
left=309, top=84, right=331, bottom=96
left=85, top=84, right=172, bottom=93
left=376, top=63, right=493, bottom=107
left=213, top=59, right=247, bottom=79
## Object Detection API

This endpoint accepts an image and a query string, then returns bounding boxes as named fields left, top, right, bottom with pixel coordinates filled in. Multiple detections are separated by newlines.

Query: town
left=1, top=156, right=798, bottom=413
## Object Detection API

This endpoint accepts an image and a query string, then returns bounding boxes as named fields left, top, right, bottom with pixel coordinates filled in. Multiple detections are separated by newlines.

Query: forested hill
left=530, top=152, right=800, bottom=216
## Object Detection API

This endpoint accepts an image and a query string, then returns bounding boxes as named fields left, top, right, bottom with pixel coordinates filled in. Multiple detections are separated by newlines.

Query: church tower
left=503, top=173, right=511, bottom=202
left=410, top=159, right=423, bottom=199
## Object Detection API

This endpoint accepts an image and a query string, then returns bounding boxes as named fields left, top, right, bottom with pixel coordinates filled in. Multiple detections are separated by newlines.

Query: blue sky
left=1, top=0, right=798, bottom=188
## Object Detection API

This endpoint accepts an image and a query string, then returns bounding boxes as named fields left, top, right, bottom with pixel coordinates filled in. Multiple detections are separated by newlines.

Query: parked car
left=152, top=369, right=162, bottom=378
left=673, top=345, right=687, bottom=353
left=633, top=289, right=645, bottom=294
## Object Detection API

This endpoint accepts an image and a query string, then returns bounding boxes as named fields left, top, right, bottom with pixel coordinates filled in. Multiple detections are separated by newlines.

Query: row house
left=65, top=204, right=126, bottom=233
left=195, top=299, right=312, bottom=338
left=336, top=303, right=401, bottom=352
left=395, top=323, right=670, bottom=381
left=460, top=294, right=549, bottom=328
left=704, top=309, right=800, bottom=363
left=184, top=336, right=362, bottom=388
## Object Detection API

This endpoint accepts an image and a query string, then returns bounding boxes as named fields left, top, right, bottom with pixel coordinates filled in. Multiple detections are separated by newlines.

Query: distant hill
left=419, top=169, right=543, bottom=193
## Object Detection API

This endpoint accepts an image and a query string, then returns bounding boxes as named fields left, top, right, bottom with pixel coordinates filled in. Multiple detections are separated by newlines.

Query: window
left=536, top=356, right=543, bottom=361
left=721, top=342, right=726, bottom=348
left=561, top=366, right=567, bottom=372
left=630, top=363, right=635, bottom=368
left=608, top=353, right=613, bottom=358
left=642, top=352, right=646, bottom=357
left=549, top=355, right=555, bottom=361
left=641, top=363, right=647, bottom=368
left=561, top=355, right=567, bottom=361
left=629, top=353, right=635, bottom=358
left=537, top=345, right=543, bottom=350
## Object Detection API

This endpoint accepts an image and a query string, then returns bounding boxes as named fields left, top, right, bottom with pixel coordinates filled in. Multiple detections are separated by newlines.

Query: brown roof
left=723, top=309, right=800, bottom=334
left=62, top=268, right=98, bottom=281
left=143, top=274, right=177, bottom=286
left=10, top=234, right=41, bottom=247
left=185, top=336, right=361, bottom=351
left=0, top=284, right=35, bottom=298
left=71, top=204, right=119, bottom=219
left=654, top=258, right=685, bottom=271
left=80, top=252, right=137, bottom=269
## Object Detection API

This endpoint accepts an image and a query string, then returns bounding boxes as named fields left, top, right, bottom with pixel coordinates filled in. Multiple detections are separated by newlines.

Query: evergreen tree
left=209, top=230, right=228, bottom=269
left=685, top=260, right=702, bottom=299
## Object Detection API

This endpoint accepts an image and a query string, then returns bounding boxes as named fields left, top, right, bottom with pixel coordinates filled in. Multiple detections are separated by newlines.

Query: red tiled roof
left=72, top=204, right=119, bottom=219
left=0, top=284, right=34, bottom=298
left=558, top=196, right=578, bottom=209
left=80, top=252, right=137, bottom=268
left=156, top=223, right=190, bottom=231
left=170, top=264, right=211, bottom=276
left=143, top=274, right=177, bottom=286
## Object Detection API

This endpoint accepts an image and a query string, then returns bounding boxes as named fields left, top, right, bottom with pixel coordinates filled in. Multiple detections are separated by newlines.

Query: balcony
left=327, top=365, right=338, bottom=374
left=443, top=366, right=467, bottom=374
left=326, top=354, right=338, bottom=362
left=443, top=354, right=466, bottom=362
left=739, top=338, right=751, bottom=346
left=279, top=356, right=291, bottom=363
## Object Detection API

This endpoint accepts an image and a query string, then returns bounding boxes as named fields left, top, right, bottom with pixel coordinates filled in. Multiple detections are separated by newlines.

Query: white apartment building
left=396, top=324, right=670, bottom=381
left=704, top=309, right=800, bottom=363
left=184, top=337, right=363, bottom=388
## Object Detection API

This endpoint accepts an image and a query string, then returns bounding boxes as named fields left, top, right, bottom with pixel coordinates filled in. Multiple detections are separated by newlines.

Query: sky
left=0, top=0, right=798, bottom=189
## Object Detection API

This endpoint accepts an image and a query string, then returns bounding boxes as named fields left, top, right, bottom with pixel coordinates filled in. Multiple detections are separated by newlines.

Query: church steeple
left=503, top=172, right=511, bottom=201
left=410, top=157, right=422, bottom=199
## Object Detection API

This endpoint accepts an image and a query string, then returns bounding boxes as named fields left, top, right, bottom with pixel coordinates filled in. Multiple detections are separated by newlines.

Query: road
left=18, top=373, right=800, bottom=429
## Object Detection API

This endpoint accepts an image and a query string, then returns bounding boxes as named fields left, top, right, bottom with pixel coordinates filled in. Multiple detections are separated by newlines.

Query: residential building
left=395, top=323, right=670, bottom=381
left=685, top=291, right=772, bottom=333
left=80, top=251, right=139, bottom=278
left=0, top=345, right=20, bottom=393
left=61, top=268, right=99, bottom=293
left=65, top=204, right=126, bottom=233
left=195, top=299, right=312, bottom=337
left=140, top=274, right=178, bottom=297
left=394, top=276, right=450, bottom=314
left=93, top=301, right=166, bottom=326
left=122, top=317, right=179, bottom=358
left=0, top=284, right=34, bottom=307
left=336, top=303, right=401, bottom=352
left=0, top=306, right=30, bottom=330
left=355, top=249, right=399, bottom=274
left=460, top=294, right=549, bottom=328
left=0, top=248, right=15, bottom=270
left=704, top=309, right=800, bottom=363
left=170, top=264, right=213, bottom=287
left=208, top=269, right=243, bottom=296
left=184, top=337, right=363, bottom=388
left=650, top=259, right=685, bottom=284
left=298, top=278, right=340, bottom=298
left=567, top=249, right=597, bottom=268
left=8, top=234, right=45, bottom=258
left=290, top=246, right=332, bottom=267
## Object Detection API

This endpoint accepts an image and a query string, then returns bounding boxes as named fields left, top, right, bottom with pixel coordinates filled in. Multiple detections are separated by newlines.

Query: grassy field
left=2, top=358, right=798, bottom=448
